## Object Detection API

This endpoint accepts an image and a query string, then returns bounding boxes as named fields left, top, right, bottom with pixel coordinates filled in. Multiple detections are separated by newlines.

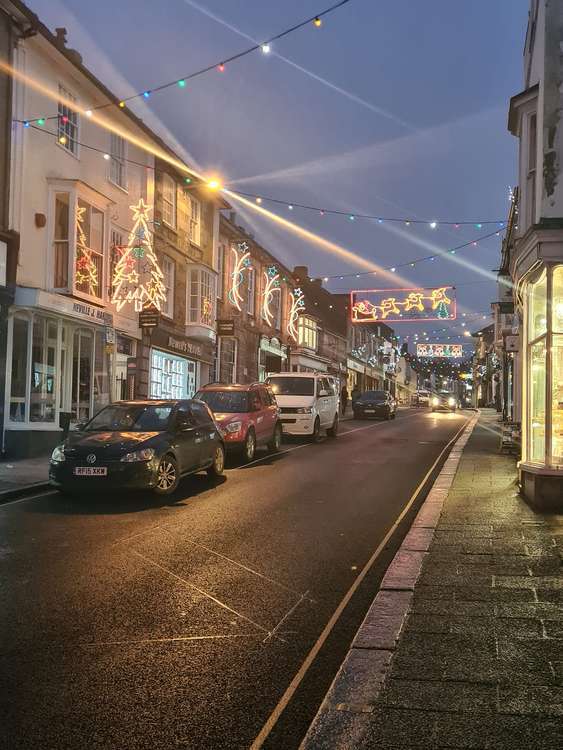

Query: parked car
left=353, top=390, right=397, bottom=420
left=430, top=391, right=458, bottom=412
left=49, top=400, right=225, bottom=496
left=195, top=383, right=282, bottom=462
left=414, top=389, right=430, bottom=407
left=266, top=373, right=339, bottom=440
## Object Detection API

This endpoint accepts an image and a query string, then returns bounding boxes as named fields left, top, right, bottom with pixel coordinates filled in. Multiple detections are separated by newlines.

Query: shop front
left=4, top=288, right=115, bottom=457
left=520, top=264, right=563, bottom=509
left=148, top=329, right=215, bottom=399
left=346, top=357, right=365, bottom=393
left=258, top=336, right=288, bottom=380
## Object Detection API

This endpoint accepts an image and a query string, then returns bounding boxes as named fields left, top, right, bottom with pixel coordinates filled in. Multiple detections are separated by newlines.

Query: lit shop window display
left=522, top=265, right=563, bottom=470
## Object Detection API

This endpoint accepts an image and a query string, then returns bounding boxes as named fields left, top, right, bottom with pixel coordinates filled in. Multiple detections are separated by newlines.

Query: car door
left=174, top=405, right=201, bottom=473
left=248, top=389, right=265, bottom=444
left=317, top=378, right=331, bottom=427
left=258, top=386, right=277, bottom=443
left=189, top=402, right=218, bottom=466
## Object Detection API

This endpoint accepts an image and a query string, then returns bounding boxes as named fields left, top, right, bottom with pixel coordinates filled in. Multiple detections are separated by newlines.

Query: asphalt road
left=0, top=408, right=469, bottom=750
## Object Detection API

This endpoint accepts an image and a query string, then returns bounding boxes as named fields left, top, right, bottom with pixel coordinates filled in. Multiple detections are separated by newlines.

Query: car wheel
left=268, top=422, right=283, bottom=452
left=242, top=429, right=256, bottom=462
left=310, top=417, right=321, bottom=442
left=207, top=444, right=225, bottom=477
left=327, top=414, right=339, bottom=438
left=154, top=454, right=179, bottom=495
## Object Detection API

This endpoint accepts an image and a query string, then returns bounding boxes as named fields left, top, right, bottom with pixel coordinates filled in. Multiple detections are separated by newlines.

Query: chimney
left=55, top=27, right=67, bottom=46
left=54, top=28, right=83, bottom=65
left=293, top=265, right=309, bottom=283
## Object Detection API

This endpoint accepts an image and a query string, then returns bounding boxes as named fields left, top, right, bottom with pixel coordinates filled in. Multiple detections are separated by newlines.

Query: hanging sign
left=217, top=320, right=235, bottom=336
left=416, top=343, right=463, bottom=358
left=139, top=308, right=160, bottom=328
left=351, top=287, right=456, bottom=323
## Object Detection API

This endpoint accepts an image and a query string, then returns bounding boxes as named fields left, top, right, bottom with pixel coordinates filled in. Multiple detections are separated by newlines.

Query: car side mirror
left=73, top=421, right=88, bottom=431
left=177, top=417, right=194, bottom=432
left=319, top=389, right=329, bottom=397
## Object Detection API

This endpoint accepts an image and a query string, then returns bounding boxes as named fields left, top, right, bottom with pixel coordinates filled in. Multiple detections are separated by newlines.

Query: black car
left=353, top=390, right=397, bottom=420
left=49, top=400, right=225, bottom=496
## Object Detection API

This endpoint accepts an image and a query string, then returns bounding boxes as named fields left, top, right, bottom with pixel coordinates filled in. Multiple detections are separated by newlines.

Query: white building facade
left=507, top=0, right=563, bottom=508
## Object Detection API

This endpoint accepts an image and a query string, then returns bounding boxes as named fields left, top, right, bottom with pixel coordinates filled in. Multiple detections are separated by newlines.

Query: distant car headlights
left=432, top=397, right=440, bottom=406
left=51, top=445, right=66, bottom=463
left=225, top=421, right=243, bottom=433
left=448, top=397, right=456, bottom=406
left=120, top=448, right=155, bottom=463
left=295, top=407, right=313, bottom=414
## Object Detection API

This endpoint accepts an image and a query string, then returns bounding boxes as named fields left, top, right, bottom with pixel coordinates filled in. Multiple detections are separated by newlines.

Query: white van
left=265, top=373, right=340, bottom=440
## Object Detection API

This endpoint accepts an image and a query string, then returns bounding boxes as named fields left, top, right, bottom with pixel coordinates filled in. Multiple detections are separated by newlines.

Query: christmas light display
left=111, top=198, right=166, bottom=313
left=262, top=265, right=281, bottom=327
left=287, top=287, right=306, bottom=341
left=351, top=287, right=456, bottom=323
left=228, top=242, right=252, bottom=311
left=416, top=343, right=464, bottom=358
left=75, top=205, right=99, bottom=296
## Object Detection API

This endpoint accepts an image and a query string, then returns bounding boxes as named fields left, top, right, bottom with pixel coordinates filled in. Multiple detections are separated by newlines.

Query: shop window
left=53, top=192, right=70, bottom=289
left=189, top=196, right=201, bottom=246
left=109, top=133, right=127, bottom=190
left=219, top=338, right=237, bottom=383
left=30, top=316, right=57, bottom=423
left=188, top=267, right=215, bottom=327
left=298, top=316, right=318, bottom=350
left=75, top=199, right=104, bottom=299
left=162, top=174, right=177, bottom=228
left=72, top=329, right=93, bottom=422
left=150, top=349, right=197, bottom=399
left=161, top=256, right=175, bottom=319
left=552, top=266, right=563, bottom=463
left=527, top=269, right=546, bottom=341
left=530, top=339, right=546, bottom=462
left=57, top=85, right=79, bottom=155
left=9, top=316, right=29, bottom=422
left=526, top=113, right=537, bottom=228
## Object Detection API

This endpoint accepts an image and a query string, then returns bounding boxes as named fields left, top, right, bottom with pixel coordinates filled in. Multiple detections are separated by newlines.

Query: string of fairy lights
left=17, top=0, right=354, bottom=125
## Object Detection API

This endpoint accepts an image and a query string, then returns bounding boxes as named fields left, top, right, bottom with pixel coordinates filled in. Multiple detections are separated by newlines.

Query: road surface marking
left=249, top=415, right=470, bottom=750
left=130, top=549, right=280, bottom=641
left=263, top=591, right=310, bottom=644
left=0, top=489, right=58, bottom=509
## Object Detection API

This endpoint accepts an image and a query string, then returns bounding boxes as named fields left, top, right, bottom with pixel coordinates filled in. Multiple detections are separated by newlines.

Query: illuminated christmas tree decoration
left=111, top=198, right=166, bottom=312
left=228, top=242, right=251, bottom=311
left=351, top=286, right=456, bottom=323
left=75, top=206, right=99, bottom=296
left=262, top=265, right=281, bottom=327
left=287, top=286, right=305, bottom=341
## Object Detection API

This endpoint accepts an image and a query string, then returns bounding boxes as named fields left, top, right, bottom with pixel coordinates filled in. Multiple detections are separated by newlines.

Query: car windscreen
left=84, top=405, right=173, bottom=432
left=267, top=377, right=315, bottom=396
left=195, top=390, right=249, bottom=413
left=360, top=390, right=387, bottom=400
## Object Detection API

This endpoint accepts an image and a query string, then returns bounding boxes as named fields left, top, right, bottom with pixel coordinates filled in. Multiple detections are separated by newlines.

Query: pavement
left=0, top=407, right=466, bottom=750
left=302, top=410, right=563, bottom=749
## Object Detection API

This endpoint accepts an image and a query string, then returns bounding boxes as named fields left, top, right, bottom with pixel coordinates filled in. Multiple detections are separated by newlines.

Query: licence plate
left=365, top=409, right=376, bottom=413
left=73, top=467, right=108, bottom=476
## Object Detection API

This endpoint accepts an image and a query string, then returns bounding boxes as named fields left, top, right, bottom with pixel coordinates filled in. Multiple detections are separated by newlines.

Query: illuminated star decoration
left=228, top=241, right=251, bottom=311
left=262, top=265, right=281, bottom=326
left=111, top=198, right=166, bottom=312
left=75, top=205, right=99, bottom=294
left=287, top=287, right=305, bottom=341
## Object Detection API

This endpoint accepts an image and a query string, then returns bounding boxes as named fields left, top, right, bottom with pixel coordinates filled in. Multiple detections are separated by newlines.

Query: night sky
left=28, top=0, right=530, bottom=345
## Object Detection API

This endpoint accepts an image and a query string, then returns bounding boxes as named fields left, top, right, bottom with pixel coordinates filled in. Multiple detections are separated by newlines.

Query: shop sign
left=126, top=357, right=138, bottom=372
left=217, top=319, right=235, bottom=337
left=260, top=336, right=287, bottom=358
left=505, top=335, right=519, bottom=352
left=167, top=335, right=203, bottom=358
left=139, top=308, right=160, bottom=329
left=347, top=357, right=365, bottom=374
left=14, top=288, right=117, bottom=326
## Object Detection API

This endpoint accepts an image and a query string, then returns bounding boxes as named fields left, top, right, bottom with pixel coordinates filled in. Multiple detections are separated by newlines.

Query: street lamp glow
left=207, top=178, right=222, bottom=191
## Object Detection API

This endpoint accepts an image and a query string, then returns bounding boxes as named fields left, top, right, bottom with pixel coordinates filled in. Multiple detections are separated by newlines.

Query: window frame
left=297, top=316, right=318, bottom=351
left=186, top=265, right=217, bottom=328
left=188, top=195, right=201, bottom=246
left=75, top=197, right=105, bottom=301
left=161, top=255, right=176, bottom=320
left=247, top=266, right=255, bottom=316
left=57, top=84, right=79, bottom=157
left=162, top=173, right=177, bottom=229
left=109, top=133, right=128, bottom=191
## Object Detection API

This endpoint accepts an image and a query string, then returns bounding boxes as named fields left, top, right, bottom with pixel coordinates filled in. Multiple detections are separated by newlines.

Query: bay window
left=187, top=266, right=216, bottom=328
left=75, top=199, right=104, bottom=299
left=298, top=316, right=318, bottom=350
left=53, top=192, right=70, bottom=289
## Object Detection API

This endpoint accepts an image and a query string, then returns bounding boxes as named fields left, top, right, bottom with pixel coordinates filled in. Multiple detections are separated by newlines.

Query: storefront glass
left=150, top=349, right=198, bottom=399
left=530, top=340, right=546, bottom=462
left=30, top=316, right=57, bottom=423
left=9, top=316, right=29, bottom=422
left=528, top=269, right=547, bottom=341
left=72, top=329, right=93, bottom=422
left=552, top=266, right=563, bottom=464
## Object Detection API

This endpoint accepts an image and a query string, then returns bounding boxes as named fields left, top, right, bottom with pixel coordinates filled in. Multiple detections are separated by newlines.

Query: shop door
left=186, top=359, right=198, bottom=398
left=71, top=329, right=94, bottom=423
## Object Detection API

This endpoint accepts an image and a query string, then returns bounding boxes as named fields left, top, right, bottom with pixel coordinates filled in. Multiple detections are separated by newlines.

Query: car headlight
left=120, top=448, right=155, bottom=463
left=225, top=421, right=243, bottom=433
left=448, top=397, right=456, bottom=406
left=432, top=397, right=439, bottom=406
left=51, top=445, right=66, bottom=463
left=295, top=407, right=313, bottom=414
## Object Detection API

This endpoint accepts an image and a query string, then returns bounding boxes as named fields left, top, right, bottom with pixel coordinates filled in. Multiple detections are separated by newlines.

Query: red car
left=195, top=383, right=283, bottom=462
